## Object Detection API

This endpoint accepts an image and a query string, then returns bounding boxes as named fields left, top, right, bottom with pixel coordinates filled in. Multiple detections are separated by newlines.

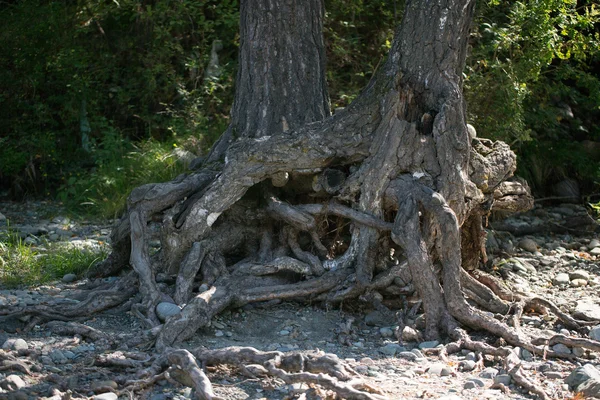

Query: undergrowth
left=0, top=226, right=108, bottom=287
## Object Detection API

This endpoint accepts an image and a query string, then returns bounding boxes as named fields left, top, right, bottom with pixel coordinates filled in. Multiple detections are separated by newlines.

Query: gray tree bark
left=88, top=0, right=535, bottom=355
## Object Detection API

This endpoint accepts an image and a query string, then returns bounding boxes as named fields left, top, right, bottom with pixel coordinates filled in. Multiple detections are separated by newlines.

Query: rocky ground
left=1, top=201, right=600, bottom=400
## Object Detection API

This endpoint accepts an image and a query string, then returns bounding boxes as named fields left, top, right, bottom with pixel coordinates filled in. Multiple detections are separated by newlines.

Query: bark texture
left=10, top=1, right=589, bottom=399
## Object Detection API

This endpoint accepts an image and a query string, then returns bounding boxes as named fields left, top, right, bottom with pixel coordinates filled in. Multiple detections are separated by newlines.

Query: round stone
left=1, top=338, right=28, bottom=351
left=62, top=273, right=77, bottom=283
left=553, top=273, right=570, bottom=285
left=518, top=238, right=538, bottom=253
left=155, top=302, right=181, bottom=322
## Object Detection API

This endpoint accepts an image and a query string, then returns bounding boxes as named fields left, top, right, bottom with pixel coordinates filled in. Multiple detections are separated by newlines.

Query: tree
left=8, top=0, right=599, bottom=398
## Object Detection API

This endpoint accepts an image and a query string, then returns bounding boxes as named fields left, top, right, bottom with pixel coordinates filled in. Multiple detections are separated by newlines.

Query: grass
left=57, top=135, right=191, bottom=220
left=0, top=228, right=107, bottom=287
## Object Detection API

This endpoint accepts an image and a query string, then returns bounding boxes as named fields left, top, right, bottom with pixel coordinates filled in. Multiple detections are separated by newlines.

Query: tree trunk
left=59, top=0, right=542, bottom=376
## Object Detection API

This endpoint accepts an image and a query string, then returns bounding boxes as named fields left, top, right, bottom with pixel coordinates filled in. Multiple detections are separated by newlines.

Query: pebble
left=278, top=329, right=290, bottom=336
left=0, top=374, right=26, bottom=391
left=397, top=351, right=418, bottom=361
left=552, top=343, right=571, bottom=355
left=463, top=381, right=478, bottom=390
left=519, top=238, right=538, bottom=253
left=545, top=371, right=563, bottom=379
left=379, top=327, right=394, bottom=337
left=91, top=380, right=118, bottom=393
left=62, top=273, right=77, bottom=283
left=493, top=374, right=511, bottom=386
left=2, top=338, right=28, bottom=351
left=401, top=326, right=420, bottom=342
left=590, top=325, right=600, bottom=341
left=479, top=367, right=499, bottom=379
left=590, top=248, right=600, bottom=256
left=426, top=363, right=452, bottom=376
left=467, top=377, right=486, bottom=387
left=378, top=343, right=403, bottom=356
left=459, top=360, right=476, bottom=372
left=570, top=270, right=591, bottom=281
left=570, top=278, right=588, bottom=287
left=155, top=302, right=181, bottom=322
left=418, top=340, right=439, bottom=349
left=553, top=273, right=570, bottom=285
left=93, top=394, right=118, bottom=400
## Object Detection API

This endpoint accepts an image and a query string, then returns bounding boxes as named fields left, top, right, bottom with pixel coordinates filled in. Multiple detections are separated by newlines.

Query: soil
left=1, top=200, right=599, bottom=400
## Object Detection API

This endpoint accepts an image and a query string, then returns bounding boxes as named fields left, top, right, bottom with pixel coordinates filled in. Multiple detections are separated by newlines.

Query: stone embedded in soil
left=566, top=364, right=600, bottom=391
left=91, top=380, right=118, bottom=393
left=467, top=378, right=486, bottom=387
left=552, top=343, right=571, bottom=355
left=0, top=374, right=26, bottom=391
left=574, top=300, right=600, bottom=321
left=589, top=325, right=600, bottom=341
left=479, top=367, right=499, bottom=379
left=553, top=273, right=570, bottom=285
left=378, top=343, right=404, bottom=356
left=570, top=278, right=588, bottom=287
left=92, top=394, right=118, bottom=400
left=62, top=273, right=77, bottom=283
left=401, top=326, right=420, bottom=342
left=426, top=363, right=452, bottom=376
left=570, top=269, right=591, bottom=281
left=418, top=340, right=439, bottom=349
left=494, top=374, right=511, bottom=386
left=459, top=360, right=476, bottom=372
left=364, top=310, right=394, bottom=326
left=591, top=247, right=600, bottom=256
left=518, top=238, right=538, bottom=253
left=379, top=327, right=394, bottom=337
left=2, top=338, right=28, bottom=351
left=156, top=302, right=182, bottom=322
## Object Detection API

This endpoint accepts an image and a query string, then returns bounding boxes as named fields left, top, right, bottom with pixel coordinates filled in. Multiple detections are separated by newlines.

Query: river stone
left=494, top=374, right=511, bottom=386
left=62, top=273, right=77, bottom=283
left=553, top=273, right=570, bottom=285
left=378, top=343, right=404, bottom=356
left=552, top=343, right=571, bottom=355
left=565, top=364, right=600, bottom=390
left=574, top=300, right=600, bottom=321
left=480, top=367, right=499, bottom=379
left=459, top=359, right=476, bottom=372
left=0, top=375, right=26, bottom=391
left=379, top=327, right=394, bottom=337
left=467, top=378, right=486, bottom=387
left=578, top=378, right=600, bottom=398
left=93, top=394, right=118, bottom=400
left=364, top=310, right=394, bottom=326
left=571, top=279, right=588, bottom=287
left=2, top=338, right=28, bottom=351
left=590, top=325, right=600, bottom=341
left=418, top=340, right=439, bottom=349
left=518, top=238, right=538, bottom=253
left=427, top=363, right=452, bottom=376
left=590, top=247, right=600, bottom=256
left=91, top=380, right=118, bottom=393
left=397, top=351, right=418, bottom=361
left=156, top=302, right=181, bottom=322
left=589, top=239, right=600, bottom=249
left=569, top=270, right=590, bottom=281
left=464, top=380, right=478, bottom=390
left=401, top=326, right=420, bottom=342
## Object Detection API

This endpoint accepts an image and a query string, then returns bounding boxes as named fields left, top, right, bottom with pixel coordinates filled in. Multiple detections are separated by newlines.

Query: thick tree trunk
left=207, top=0, right=330, bottom=162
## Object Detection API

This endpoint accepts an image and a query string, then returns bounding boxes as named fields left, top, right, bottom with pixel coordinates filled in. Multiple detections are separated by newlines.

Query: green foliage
left=0, top=0, right=238, bottom=197
left=57, top=130, right=189, bottom=219
left=465, top=0, right=600, bottom=191
left=0, top=227, right=107, bottom=287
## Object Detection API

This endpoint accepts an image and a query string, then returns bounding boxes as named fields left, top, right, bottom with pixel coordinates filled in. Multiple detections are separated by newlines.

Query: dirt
left=1, top=201, right=600, bottom=400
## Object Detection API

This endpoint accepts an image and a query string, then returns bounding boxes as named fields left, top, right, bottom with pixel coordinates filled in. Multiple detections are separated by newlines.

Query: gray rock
left=93, top=394, right=118, bottom=400
left=378, top=343, right=404, bottom=356
left=62, top=273, right=77, bottom=283
left=552, top=343, right=571, bottom=355
left=24, top=236, right=37, bottom=245
left=410, top=348, right=424, bottom=358
left=459, top=359, right=476, bottom=372
left=486, top=231, right=500, bottom=253
left=467, top=378, right=486, bottom=387
left=50, top=349, right=68, bottom=364
left=493, top=374, right=511, bottom=386
left=465, top=351, right=477, bottom=361
left=463, top=381, right=478, bottom=390
left=156, top=302, right=181, bottom=322
left=574, top=300, right=600, bottom=321
left=401, top=326, right=420, bottom=342
left=364, top=310, right=394, bottom=326
left=479, top=367, right=499, bottom=379
left=91, top=380, right=118, bottom=393
left=591, top=247, right=600, bottom=256
left=518, top=238, right=538, bottom=253
left=544, top=371, right=563, bottom=379
left=573, top=347, right=585, bottom=357
left=570, top=270, right=591, bottom=281
left=571, top=279, right=588, bottom=287
left=426, top=363, right=452, bottom=376
left=565, top=364, right=600, bottom=390
left=578, top=378, right=600, bottom=399
left=589, top=239, right=600, bottom=249
left=553, top=273, right=570, bottom=285
left=0, top=374, right=26, bottom=391
left=379, top=327, right=394, bottom=337
left=418, top=340, right=439, bottom=349
left=397, top=351, right=418, bottom=361
left=279, top=329, right=290, bottom=336
left=2, top=338, right=28, bottom=351
left=467, top=124, right=477, bottom=140
left=590, top=325, right=600, bottom=341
